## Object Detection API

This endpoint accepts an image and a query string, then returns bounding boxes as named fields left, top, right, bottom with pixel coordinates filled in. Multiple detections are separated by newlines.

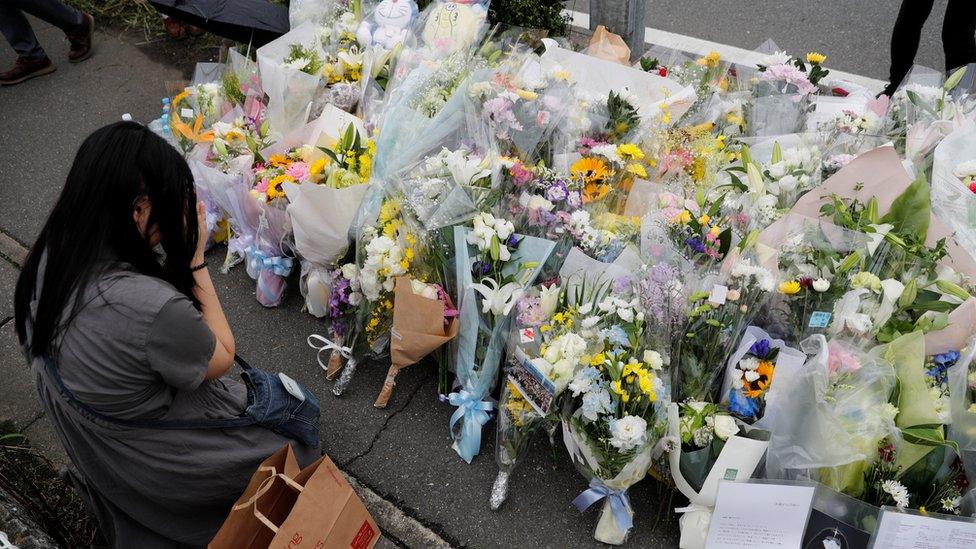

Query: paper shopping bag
left=375, top=277, right=459, bottom=408
left=210, top=445, right=380, bottom=549
left=586, top=25, right=631, bottom=66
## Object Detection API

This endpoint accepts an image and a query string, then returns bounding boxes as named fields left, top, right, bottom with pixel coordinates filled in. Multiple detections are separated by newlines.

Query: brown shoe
left=67, top=13, right=95, bottom=63
left=164, top=17, right=187, bottom=40
left=0, top=57, right=57, bottom=86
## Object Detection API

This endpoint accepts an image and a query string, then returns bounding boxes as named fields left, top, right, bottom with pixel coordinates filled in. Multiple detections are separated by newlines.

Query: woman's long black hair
left=14, top=121, right=200, bottom=359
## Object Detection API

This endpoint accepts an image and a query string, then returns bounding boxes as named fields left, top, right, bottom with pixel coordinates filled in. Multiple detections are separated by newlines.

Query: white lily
left=446, top=148, right=491, bottom=186
left=471, top=278, right=523, bottom=317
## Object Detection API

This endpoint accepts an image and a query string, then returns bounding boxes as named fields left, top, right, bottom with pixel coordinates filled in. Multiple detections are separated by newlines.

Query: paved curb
left=0, top=232, right=26, bottom=268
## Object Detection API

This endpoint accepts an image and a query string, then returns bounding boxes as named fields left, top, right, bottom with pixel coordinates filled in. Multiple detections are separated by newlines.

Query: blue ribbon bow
left=228, top=234, right=254, bottom=258
left=572, top=478, right=633, bottom=532
left=448, top=389, right=493, bottom=463
left=245, top=246, right=294, bottom=277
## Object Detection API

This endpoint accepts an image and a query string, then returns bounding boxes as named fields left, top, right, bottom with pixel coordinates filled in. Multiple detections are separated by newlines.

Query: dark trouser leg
left=0, top=5, right=45, bottom=61
left=943, top=0, right=976, bottom=73
left=2, top=0, right=83, bottom=33
left=886, top=0, right=936, bottom=94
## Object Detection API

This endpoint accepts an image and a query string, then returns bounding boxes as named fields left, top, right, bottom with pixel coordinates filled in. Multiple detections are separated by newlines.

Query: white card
left=708, top=284, right=729, bottom=305
left=180, top=107, right=195, bottom=119
left=706, top=482, right=815, bottom=548
left=870, top=508, right=976, bottom=549
left=697, top=435, right=768, bottom=504
left=278, top=373, right=306, bottom=402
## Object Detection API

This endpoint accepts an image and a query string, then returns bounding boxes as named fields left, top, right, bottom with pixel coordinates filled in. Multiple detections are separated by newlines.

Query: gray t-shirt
left=57, top=268, right=215, bottom=419
left=31, top=263, right=319, bottom=547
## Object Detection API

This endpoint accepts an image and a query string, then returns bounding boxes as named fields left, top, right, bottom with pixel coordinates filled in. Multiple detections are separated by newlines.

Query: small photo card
left=706, top=480, right=815, bottom=548
left=508, top=348, right=556, bottom=415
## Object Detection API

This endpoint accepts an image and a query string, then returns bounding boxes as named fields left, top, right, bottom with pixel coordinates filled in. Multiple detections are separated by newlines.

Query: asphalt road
left=568, top=0, right=950, bottom=82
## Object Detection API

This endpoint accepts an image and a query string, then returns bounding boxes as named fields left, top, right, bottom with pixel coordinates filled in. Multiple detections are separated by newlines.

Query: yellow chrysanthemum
left=778, top=280, right=802, bottom=295
left=379, top=199, right=401, bottom=224
left=698, top=214, right=711, bottom=225
left=806, top=52, right=827, bottom=65
left=625, top=163, right=648, bottom=178
left=617, top=143, right=645, bottom=160
left=515, top=89, right=538, bottom=101
left=675, top=210, right=693, bottom=224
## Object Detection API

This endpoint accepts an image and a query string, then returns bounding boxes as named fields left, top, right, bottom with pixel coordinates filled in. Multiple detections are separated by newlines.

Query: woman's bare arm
left=192, top=202, right=235, bottom=379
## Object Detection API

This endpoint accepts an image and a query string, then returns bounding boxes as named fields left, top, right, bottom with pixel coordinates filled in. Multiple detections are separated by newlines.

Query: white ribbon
left=307, top=334, right=352, bottom=373
left=674, top=503, right=712, bottom=549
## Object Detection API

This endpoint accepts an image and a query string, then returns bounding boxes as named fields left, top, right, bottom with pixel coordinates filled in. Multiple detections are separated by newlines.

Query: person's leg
left=0, top=3, right=47, bottom=61
left=0, top=4, right=57, bottom=85
left=885, top=0, right=936, bottom=95
left=943, top=0, right=976, bottom=72
left=5, top=0, right=84, bottom=34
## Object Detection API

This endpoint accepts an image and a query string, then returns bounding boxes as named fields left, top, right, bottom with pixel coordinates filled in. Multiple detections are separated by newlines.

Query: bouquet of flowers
left=374, top=277, right=458, bottom=408
left=643, top=121, right=729, bottom=189
left=448, top=213, right=555, bottom=463
left=257, top=22, right=327, bottom=134
left=490, top=271, right=617, bottom=510
left=671, top=256, right=777, bottom=403
left=562, top=340, right=668, bottom=544
left=764, top=336, right=897, bottom=498
left=285, top=113, right=376, bottom=316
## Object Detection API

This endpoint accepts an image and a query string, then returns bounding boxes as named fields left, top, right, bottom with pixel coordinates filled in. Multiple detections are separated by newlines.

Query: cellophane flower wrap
left=719, top=326, right=807, bottom=427
left=257, top=22, right=327, bottom=135
left=284, top=111, right=376, bottom=316
left=560, top=285, right=670, bottom=545
left=764, top=336, right=898, bottom=498
left=759, top=215, right=869, bottom=344
left=449, top=216, right=555, bottom=464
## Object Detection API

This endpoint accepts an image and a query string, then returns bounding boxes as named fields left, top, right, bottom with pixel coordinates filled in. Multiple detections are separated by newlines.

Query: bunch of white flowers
left=466, top=212, right=516, bottom=261
left=609, top=415, right=648, bottom=452
left=729, top=259, right=776, bottom=292
left=359, top=233, right=407, bottom=301
left=533, top=332, right=588, bottom=391
left=597, top=296, right=645, bottom=324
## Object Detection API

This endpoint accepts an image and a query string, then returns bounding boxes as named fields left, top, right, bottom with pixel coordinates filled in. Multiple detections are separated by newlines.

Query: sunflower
left=267, top=154, right=290, bottom=167
left=582, top=183, right=611, bottom=204
left=742, top=360, right=774, bottom=398
left=266, top=174, right=295, bottom=200
left=571, top=157, right=612, bottom=184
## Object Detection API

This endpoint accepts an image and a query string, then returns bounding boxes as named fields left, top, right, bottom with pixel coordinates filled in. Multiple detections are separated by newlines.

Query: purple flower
left=749, top=339, right=771, bottom=358
left=684, top=237, right=706, bottom=254
left=472, top=260, right=491, bottom=277
left=566, top=190, right=582, bottom=209
left=506, top=234, right=521, bottom=249
left=527, top=208, right=556, bottom=227
left=545, top=181, right=569, bottom=202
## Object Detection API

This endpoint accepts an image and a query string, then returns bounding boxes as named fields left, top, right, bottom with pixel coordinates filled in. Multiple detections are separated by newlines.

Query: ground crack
left=339, top=378, right=427, bottom=469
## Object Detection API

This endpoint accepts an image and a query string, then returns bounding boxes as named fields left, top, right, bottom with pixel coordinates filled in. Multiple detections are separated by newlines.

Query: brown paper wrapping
left=586, top=25, right=631, bottom=66
left=374, top=277, right=459, bottom=408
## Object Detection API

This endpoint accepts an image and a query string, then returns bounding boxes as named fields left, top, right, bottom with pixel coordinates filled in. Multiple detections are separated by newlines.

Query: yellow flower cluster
left=696, top=51, right=721, bottom=69
left=778, top=280, right=802, bottom=295
left=504, top=382, right=534, bottom=428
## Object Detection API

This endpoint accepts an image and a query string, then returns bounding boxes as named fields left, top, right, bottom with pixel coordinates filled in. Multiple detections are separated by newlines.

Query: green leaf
left=880, top=175, right=931, bottom=241
left=318, top=146, right=340, bottom=165
left=900, top=424, right=959, bottom=453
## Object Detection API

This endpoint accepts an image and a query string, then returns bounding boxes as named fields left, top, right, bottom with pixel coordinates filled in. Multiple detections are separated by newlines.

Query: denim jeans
left=44, top=355, right=321, bottom=449
left=0, top=0, right=84, bottom=61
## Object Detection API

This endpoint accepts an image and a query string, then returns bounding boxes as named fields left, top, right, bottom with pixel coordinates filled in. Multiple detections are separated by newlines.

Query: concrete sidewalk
left=0, top=17, right=681, bottom=549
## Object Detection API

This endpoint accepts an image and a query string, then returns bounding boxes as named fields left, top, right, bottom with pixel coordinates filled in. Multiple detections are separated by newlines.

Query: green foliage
left=487, top=0, right=571, bottom=38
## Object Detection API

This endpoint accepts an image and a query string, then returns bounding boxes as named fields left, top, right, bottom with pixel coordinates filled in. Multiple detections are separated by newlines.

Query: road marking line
left=564, top=9, right=885, bottom=93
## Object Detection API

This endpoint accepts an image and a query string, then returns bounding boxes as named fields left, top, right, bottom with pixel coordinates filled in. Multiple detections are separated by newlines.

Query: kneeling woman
left=14, top=122, right=320, bottom=547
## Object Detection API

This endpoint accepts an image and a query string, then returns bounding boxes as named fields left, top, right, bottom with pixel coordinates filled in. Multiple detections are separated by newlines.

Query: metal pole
left=589, top=0, right=647, bottom=59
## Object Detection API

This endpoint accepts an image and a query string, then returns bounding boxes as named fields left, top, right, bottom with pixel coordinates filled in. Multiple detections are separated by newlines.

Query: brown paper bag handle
left=373, top=365, right=400, bottom=408
left=231, top=465, right=305, bottom=534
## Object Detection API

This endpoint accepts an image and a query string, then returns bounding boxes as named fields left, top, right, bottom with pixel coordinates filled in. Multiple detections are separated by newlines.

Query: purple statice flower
left=684, top=237, right=706, bottom=254
left=637, top=263, right=683, bottom=324
left=613, top=275, right=634, bottom=294
left=505, top=234, right=521, bottom=249
left=749, top=339, right=772, bottom=358
left=517, top=296, right=546, bottom=327
left=545, top=180, right=569, bottom=202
